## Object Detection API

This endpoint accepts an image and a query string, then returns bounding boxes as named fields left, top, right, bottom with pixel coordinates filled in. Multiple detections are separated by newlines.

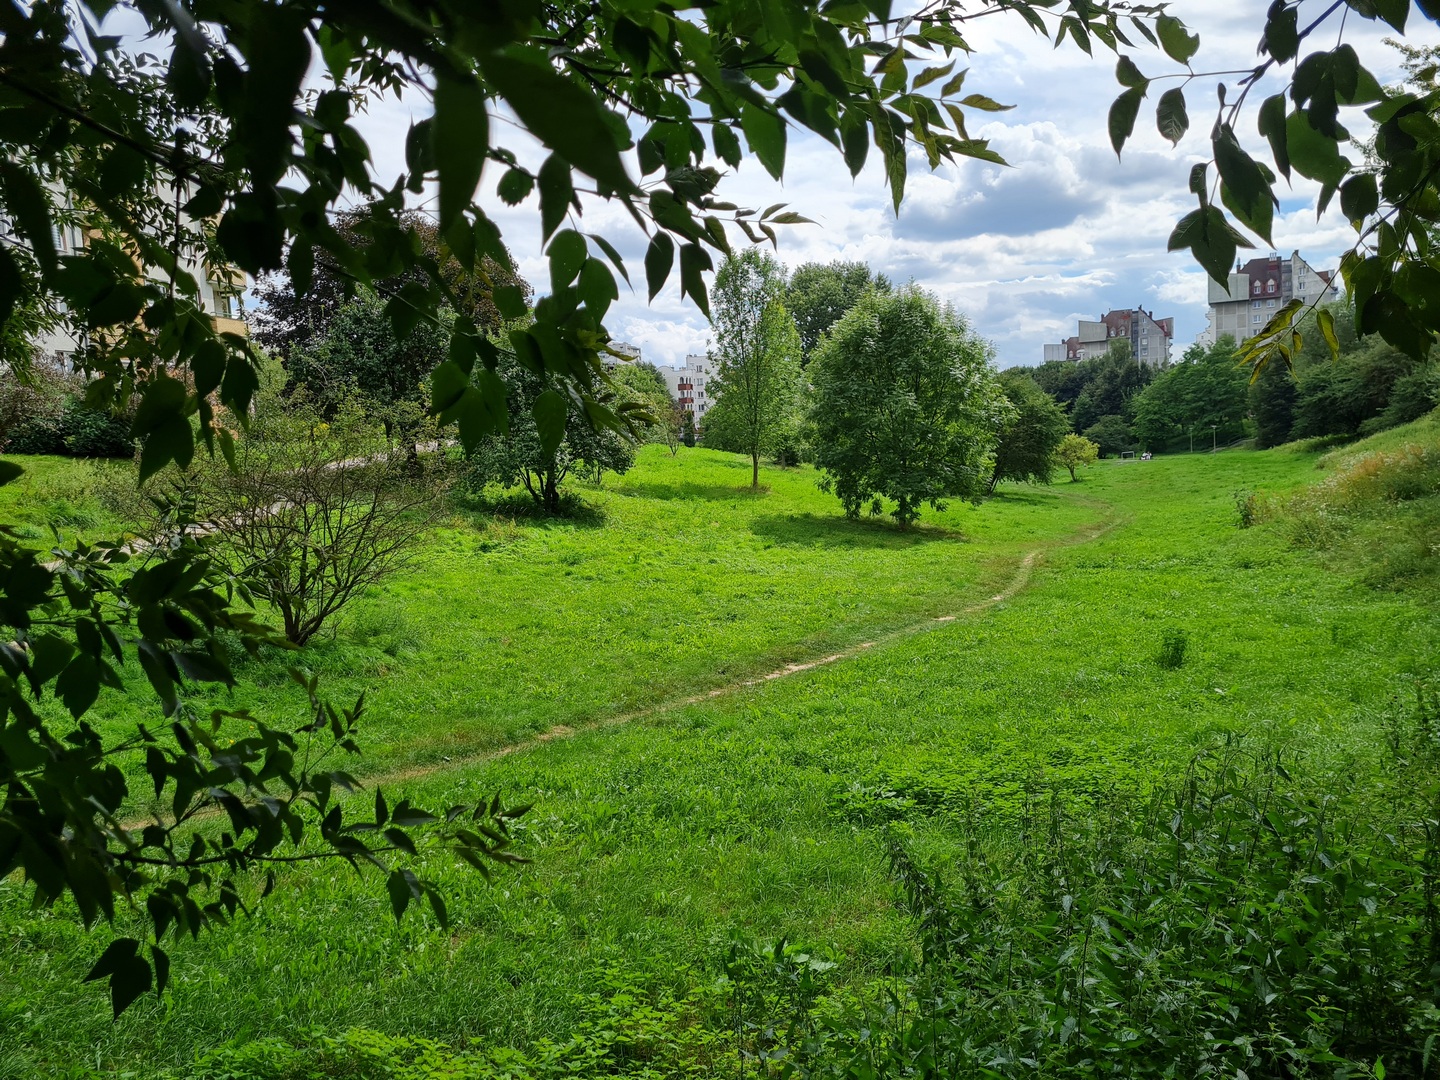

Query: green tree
left=810, top=287, right=1005, bottom=527
left=1083, top=414, right=1135, bottom=458
left=467, top=351, right=641, bottom=513
left=1249, top=353, right=1299, bottom=449
left=1132, top=339, right=1249, bottom=452
left=702, top=250, right=803, bottom=488
left=1070, top=340, right=1154, bottom=435
left=785, top=261, right=890, bottom=363
left=1056, top=432, right=1100, bottom=481
left=988, top=374, right=1070, bottom=493
left=284, top=294, right=450, bottom=450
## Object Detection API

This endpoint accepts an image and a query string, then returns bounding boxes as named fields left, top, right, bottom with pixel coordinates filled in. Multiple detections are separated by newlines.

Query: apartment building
left=1043, top=307, right=1174, bottom=365
left=1198, top=250, right=1339, bottom=346
left=0, top=186, right=247, bottom=368
left=657, top=353, right=716, bottom=425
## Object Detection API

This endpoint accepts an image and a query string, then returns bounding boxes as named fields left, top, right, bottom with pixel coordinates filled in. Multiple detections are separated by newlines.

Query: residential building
left=1199, top=250, right=1339, bottom=346
left=1043, top=307, right=1174, bottom=365
left=657, top=353, right=716, bottom=425
left=603, top=340, right=641, bottom=369
left=0, top=185, right=247, bottom=369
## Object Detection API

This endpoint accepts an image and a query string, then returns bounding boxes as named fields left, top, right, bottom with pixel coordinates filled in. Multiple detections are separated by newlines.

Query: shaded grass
left=1, top=444, right=1436, bottom=1076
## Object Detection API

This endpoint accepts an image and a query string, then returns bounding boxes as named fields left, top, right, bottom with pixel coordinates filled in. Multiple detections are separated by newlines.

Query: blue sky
left=346, top=3, right=1437, bottom=368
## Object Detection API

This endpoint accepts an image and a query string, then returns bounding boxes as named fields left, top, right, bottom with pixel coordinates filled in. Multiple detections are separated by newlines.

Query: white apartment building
left=656, top=353, right=715, bottom=425
left=1198, top=250, right=1340, bottom=346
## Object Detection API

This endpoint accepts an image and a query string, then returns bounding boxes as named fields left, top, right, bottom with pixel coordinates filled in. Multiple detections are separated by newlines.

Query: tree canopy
left=786, top=261, right=891, bottom=363
left=809, top=287, right=1005, bottom=527
left=989, top=374, right=1071, bottom=493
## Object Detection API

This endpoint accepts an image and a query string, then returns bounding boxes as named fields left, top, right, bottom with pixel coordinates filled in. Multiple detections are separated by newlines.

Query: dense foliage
left=1026, top=341, right=1157, bottom=448
left=0, top=365, right=134, bottom=458
left=785, top=261, right=891, bottom=364
left=1056, top=432, right=1100, bottom=481
left=809, top=287, right=1005, bottom=526
left=988, top=373, right=1070, bottom=492
left=1131, top=336, right=1251, bottom=452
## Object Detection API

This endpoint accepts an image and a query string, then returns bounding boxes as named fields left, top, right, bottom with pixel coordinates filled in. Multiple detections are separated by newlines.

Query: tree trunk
left=751, top=452, right=759, bottom=488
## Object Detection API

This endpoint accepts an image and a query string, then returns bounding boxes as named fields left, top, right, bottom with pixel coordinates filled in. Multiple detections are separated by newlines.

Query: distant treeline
left=1012, top=305, right=1438, bottom=455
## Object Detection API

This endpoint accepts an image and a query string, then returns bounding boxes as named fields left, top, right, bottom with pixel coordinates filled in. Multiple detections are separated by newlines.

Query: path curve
left=374, top=548, right=1050, bottom=790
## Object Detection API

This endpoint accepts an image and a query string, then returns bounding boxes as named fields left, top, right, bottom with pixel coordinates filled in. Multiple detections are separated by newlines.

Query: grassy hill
left=1, top=441, right=1437, bottom=1077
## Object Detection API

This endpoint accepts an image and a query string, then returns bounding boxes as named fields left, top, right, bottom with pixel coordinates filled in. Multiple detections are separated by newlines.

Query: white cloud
left=318, top=2, right=1438, bottom=367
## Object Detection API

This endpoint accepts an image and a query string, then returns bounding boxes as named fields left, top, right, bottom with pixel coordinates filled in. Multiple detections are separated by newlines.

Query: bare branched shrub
left=194, top=397, right=449, bottom=645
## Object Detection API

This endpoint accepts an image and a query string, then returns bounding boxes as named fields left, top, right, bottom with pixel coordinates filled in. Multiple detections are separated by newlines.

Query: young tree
left=786, top=261, right=890, bottom=363
left=810, top=287, right=1006, bottom=528
left=467, top=353, right=641, bottom=512
left=988, top=374, right=1070, bottom=493
left=1056, top=433, right=1100, bottom=481
left=192, top=396, right=446, bottom=646
left=702, top=250, right=803, bottom=488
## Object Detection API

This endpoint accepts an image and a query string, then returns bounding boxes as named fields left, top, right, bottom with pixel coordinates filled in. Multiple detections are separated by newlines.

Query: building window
left=1253, top=314, right=1263, bottom=323
left=1267, top=299, right=1275, bottom=307
left=1266, top=280, right=1276, bottom=293
left=1253, top=281, right=1262, bottom=294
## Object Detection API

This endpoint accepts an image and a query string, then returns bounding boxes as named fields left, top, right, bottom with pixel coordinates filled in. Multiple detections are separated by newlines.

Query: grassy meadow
left=1, top=437, right=1437, bottom=1077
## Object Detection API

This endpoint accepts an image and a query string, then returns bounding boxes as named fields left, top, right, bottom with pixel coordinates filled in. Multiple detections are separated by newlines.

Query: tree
left=1249, top=353, right=1299, bottom=449
left=186, top=395, right=446, bottom=646
left=702, top=250, right=803, bottom=488
left=1069, top=341, right=1154, bottom=435
left=682, top=411, right=697, bottom=449
left=988, top=374, right=1070, bottom=493
left=610, top=361, right=678, bottom=451
left=252, top=209, right=529, bottom=360
left=810, top=287, right=1006, bottom=528
left=1056, top=433, right=1100, bottom=481
left=786, top=261, right=890, bottom=363
left=1131, top=338, right=1249, bottom=452
left=1083, top=414, right=1135, bottom=458
left=467, top=352, right=639, bottom=513
left=283, top=294, right=450, bottom=449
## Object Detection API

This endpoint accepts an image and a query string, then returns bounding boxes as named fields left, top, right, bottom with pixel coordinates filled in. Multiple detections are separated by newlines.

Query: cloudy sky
left=350, top=2, right=1436, bottom=369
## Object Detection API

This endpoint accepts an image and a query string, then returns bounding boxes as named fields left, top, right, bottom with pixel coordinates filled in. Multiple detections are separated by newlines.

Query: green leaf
left=0, top=161, right=56, bottom=276
left=1262, top=1, right=1300, bottom=63
left=1258, top=93, right=1290, bottom=179
left=533, top=389, right=568, bottom=459
left=959, top=94, right=1013, bottom=113
left=1340, top=172, right=1379, bottom=223
left=711, top=123, right=742, bottom=168
left=1316, top=307, right=1341, bottom=360
left=1168, top=205, right=1252, bottom=286
left=1285, top=109, right=1350, bottom=186
left=1108, top=87, right=1145, bottom=157
left=433, top=74, right=489, bottom=232
left=645, top=233, right=674, bottom=302
left=1155, top=15, right=1199, bottom=65
left=741, top=102, right=787, bottom=180
left=679, top=243, right=712, bottom=318
left=494, top=285, right=527, bottom=321
left=1115, top=56, right=1148, bottom=90
left=578, top=258, right=618, bottom=318
left=481, top=49, right=633, bottom=192
left=497, top=168, right=533, bottom=206
left=912, top=60, right=955, bottom=90
left=386, top=869, right=413, bottom=920
left=537, top=154, right=573, bottom=241
left=547, top=229, right=588, bottom=293
left=85, top=938, right=152, bottom=1018
left=1156, top=88, right=1188, bottom=145
left=1214, top=126, right=1275, bottom=244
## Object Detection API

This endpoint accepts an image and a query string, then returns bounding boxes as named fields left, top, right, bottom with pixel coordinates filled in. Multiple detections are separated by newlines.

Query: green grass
left=1, top=442, right=1436, bottom=1076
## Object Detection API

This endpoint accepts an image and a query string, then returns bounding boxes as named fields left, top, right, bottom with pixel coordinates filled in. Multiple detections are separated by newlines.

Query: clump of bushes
left=0, top=366, right=134, bottom=458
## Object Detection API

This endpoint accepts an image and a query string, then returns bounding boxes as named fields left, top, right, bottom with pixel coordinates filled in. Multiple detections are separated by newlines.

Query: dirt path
left=370, top=508, right=1120, bottom=791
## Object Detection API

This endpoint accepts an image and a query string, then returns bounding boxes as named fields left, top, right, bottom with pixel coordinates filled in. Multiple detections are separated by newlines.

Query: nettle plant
left=0, top=0, right=1435, bottom=1014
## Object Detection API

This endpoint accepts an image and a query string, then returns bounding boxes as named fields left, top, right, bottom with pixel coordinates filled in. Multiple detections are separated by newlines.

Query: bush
left=59, top=401, right=134, bottom=457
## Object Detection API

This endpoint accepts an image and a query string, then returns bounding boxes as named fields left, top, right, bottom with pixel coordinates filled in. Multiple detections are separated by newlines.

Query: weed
left=1155, top=626, right=1188, bottom=669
